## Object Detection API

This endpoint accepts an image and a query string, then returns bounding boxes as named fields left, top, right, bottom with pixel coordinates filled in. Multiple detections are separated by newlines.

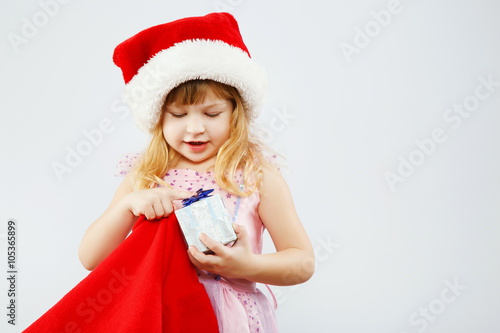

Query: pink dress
left=116, top=154, right=279, bottom=333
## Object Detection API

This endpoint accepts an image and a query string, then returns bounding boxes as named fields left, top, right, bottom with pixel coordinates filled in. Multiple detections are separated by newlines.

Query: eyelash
left=170, top=113, right=220, bottom=118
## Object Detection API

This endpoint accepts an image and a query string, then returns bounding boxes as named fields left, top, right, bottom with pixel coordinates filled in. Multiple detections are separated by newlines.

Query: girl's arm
left=251, top=163, right=315, bottom=285
left=78, top=173, right=136, bottom=271
left=188, top=164, right=315, bottom=286
left=78, top=173, right=193, bottom=271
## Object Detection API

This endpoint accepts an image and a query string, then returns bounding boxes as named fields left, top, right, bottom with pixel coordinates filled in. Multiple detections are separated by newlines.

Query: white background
left=1, top=0, right=500, bottom=332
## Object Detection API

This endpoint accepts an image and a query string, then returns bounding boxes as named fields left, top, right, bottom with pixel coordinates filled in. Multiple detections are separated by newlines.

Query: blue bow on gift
left=182, top=188, right=214, bottom=207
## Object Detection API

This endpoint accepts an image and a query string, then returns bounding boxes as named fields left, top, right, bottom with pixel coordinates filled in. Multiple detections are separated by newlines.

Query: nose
left=186, top=115, right=205, bottom=134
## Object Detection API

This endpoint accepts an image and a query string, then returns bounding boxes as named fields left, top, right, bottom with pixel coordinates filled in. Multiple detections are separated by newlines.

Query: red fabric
left=113, top=12, right=250, bottom=84
left=23, top=215, right=219, bottom=333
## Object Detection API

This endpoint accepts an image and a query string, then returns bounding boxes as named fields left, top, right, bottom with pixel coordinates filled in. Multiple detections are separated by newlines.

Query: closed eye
left=170, top=113, right=186, bottom=118
left=205, top=113, right=221, bottom=118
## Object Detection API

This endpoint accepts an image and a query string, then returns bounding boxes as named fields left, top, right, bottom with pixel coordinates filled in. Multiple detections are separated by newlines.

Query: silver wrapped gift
left=175, top=193, right=237, bottom=254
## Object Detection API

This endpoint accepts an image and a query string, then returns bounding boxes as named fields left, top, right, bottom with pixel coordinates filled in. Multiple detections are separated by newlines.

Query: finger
left=160, top=197, right=175, bottom=216
left=162, top=203, right=174, bottom=216
left=131, top=208, right=142, bottom=217
left=188, top=245, right=220, bottom=268
left=188, top=244, right=206, bottom=259
left=152, top=198, right=165, bottom=217
left=199, top=233, right=225, bottom=255
left=187, top=245, right=203, bottom=264
left=143, top=206, right=155, bottom=220
left=233, top=223, right=247, bottom=240
left=168, top=189, right=196, bottom=201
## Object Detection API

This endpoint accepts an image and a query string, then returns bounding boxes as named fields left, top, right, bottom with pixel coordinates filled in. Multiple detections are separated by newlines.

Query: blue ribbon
left=182, top=188, right=214, bottom=207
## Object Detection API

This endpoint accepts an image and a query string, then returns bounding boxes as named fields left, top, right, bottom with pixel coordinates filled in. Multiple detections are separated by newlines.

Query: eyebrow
left=167, top=102, right=229, bottom=110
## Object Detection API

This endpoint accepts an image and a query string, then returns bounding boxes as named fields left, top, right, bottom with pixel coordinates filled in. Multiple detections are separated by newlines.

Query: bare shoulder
left=258, top=161, right=289, bottom=200
left=258, top=162, right=312, bottom=252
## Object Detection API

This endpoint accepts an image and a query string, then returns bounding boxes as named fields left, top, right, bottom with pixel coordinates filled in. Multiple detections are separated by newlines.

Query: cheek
left=224, top=125, right=231, bottom=139
left=217, top=118, right=232, bottom=141
left=162, top=121, right=181, bottom=143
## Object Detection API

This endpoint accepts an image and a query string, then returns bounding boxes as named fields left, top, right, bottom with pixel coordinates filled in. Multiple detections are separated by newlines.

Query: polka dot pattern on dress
left=234, top=289, right=263, bottom=332
left=161, top=168, right=246, bottom=215
left=114, top=153, right=140, bottom=177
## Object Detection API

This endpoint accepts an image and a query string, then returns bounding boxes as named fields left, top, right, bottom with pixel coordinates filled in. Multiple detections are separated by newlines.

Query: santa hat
left=113, top=12, right=268, bottom=134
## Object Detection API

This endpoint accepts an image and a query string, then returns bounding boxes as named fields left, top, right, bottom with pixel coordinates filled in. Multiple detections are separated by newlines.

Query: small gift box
left=175, top=189, right=237, bottom=254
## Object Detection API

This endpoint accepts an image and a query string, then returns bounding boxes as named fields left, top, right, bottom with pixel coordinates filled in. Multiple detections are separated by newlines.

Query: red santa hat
left=113, top=12, right=268, bottom=134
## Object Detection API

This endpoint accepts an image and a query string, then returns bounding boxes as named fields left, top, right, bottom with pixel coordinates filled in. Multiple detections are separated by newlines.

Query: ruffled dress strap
left=114, top=153, right=140, bottom=176
left=263, top=153, right=284, bottom=173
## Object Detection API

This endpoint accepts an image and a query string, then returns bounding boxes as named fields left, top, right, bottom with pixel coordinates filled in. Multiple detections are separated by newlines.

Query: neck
left=173, top=156, right=216, bottom=173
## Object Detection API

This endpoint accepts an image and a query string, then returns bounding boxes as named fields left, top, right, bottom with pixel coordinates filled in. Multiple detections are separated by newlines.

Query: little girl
left=53, top=12, right=313, bottom=333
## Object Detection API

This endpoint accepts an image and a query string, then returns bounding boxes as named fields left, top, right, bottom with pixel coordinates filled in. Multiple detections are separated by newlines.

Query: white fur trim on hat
left=123, top=39, right=268, bottom=134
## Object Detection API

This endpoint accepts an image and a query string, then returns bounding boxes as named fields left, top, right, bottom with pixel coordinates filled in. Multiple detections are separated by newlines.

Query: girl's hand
left=187, top=223, right=256, bottom=279
left=123, top=188, right=194, bottom=220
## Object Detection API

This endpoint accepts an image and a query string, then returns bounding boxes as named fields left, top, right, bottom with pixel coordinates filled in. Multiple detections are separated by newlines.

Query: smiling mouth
left=185, top=141, right=209, bottom=151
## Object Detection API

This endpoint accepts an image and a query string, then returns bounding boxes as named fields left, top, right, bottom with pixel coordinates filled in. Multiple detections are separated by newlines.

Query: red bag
left=23, top=214, right=219, bottom=333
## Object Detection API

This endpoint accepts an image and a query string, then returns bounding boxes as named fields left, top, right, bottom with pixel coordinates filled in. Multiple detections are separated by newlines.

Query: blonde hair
left=133, top=79, right=267, bottom=196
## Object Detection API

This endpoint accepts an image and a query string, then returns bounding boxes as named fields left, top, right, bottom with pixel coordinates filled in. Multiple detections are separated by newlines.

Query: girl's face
left=162, top=94, right=233, bottom=170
